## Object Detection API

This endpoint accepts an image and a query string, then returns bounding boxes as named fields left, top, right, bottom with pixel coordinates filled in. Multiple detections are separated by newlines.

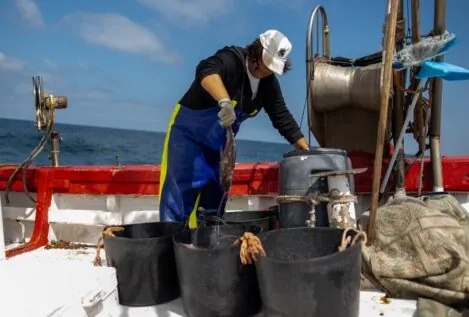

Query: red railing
left=1, top=154, right=469, bottom=257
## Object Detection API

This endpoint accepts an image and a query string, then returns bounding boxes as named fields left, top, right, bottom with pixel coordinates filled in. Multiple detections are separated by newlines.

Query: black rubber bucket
left=277, top=201, right=329, bottom=228
left=173, top=224, right=263, bottom=317
left=255, top=227, right=363, bottom=317
left=202, top=209, right=277, bottom=232
left=103, top=221, right=185, bottom=306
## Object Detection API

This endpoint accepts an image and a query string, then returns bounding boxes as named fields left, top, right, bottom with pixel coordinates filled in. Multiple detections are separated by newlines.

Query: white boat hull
left=3, top=191, right=469, bottom=246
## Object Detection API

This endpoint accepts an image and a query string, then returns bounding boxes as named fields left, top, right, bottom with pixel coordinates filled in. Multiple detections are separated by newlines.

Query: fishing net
left=417, top=298, right=469, bottom=317
left=361, top=193, right=469, bottom=316
left=392, top=31, right=457, bottom=69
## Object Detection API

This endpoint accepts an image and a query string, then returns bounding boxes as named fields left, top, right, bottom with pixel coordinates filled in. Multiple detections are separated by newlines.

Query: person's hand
left=217, top=98, right=236, bottom=127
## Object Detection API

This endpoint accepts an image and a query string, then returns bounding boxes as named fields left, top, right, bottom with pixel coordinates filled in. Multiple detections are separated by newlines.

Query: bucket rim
left=103, top=221, right=184, bottom=242
left=256, top=227, right=364, bottom=265
left=224, top=210, right=276, bottom=215
left=206, top=214, right=274, bottom=224
left=172, top=224, right=264, bottom=252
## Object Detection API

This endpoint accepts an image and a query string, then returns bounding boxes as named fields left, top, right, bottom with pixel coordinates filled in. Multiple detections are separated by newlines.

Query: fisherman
left=159, top=29, right=310, bottom=228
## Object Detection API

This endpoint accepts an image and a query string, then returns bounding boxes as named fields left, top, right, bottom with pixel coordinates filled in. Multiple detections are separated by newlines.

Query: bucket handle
left=201, top=208, right=266, bottom=235
left=338, top=228, right=368, bottom=252
left=196, top=206, right=229, bottom=227
left=203, top=214, right=227, bottom=225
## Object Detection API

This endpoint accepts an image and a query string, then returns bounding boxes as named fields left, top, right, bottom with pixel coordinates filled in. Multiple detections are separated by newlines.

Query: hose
left=4, top=111, right=54, bottom=204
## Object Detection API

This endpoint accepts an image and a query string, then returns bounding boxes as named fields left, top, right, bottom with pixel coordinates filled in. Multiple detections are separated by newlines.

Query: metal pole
left=50, top=130, right=60, bottom=167
left=392, top=0, right=407, bottom=195
left=306, top=5, right=330, bottom=140
left=410, top=0, right=427, bottom=196
left=368, top=0, right=400, bottom=245
left=430, top=0, right=446, bottom=192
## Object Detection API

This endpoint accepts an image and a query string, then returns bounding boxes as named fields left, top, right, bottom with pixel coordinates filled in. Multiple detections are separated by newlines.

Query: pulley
left=33, top=76, right=67, bottom=131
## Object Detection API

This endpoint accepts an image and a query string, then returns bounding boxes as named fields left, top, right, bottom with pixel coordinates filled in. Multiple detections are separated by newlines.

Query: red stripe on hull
left=2, top=156, right=469, bottom=195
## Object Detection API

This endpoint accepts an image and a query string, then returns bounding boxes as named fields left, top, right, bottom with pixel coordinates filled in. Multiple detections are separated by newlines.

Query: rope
left=232, top=232, right=266, bottom=265
left=393, top=69, right=430, bottom=94
left=277, top=190, right=357, bottom=228
left=277, top=190, right=357, bottom=206
left=232, top=228, right=367, bottom=264
left=338, top=228, right=368, bottom=252
left=277, top=194, right=316, bottom=204
left=93, top=226, right=124, bottom=266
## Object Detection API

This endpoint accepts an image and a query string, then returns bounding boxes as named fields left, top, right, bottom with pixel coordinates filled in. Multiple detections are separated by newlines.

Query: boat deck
left=0, top=245, right=418, bottom=317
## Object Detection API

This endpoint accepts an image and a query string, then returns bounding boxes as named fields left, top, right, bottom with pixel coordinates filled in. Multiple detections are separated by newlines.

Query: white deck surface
left=0, top=246, right=417, bottom=317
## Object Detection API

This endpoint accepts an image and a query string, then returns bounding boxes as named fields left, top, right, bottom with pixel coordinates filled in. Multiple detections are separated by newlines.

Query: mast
left=409, top=0, right=426, bottom=195
left=368, top=0, right=400, bottom=244
left=392, top=0, right=407, bottom=195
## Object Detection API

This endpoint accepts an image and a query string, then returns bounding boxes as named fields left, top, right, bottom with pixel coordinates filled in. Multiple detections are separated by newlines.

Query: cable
left=5, top=109, right=54, bottom=204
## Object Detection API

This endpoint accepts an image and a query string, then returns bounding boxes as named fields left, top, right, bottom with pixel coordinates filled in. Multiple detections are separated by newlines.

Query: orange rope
left=338, top=228, right=368, bottom=252
left=93, top=226, right=124, bottom=266
left=232, top=232, right=266, bottom=265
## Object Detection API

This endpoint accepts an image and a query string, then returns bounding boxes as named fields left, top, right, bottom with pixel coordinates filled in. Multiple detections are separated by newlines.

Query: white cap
left=259, top=29, right=292, bottom=75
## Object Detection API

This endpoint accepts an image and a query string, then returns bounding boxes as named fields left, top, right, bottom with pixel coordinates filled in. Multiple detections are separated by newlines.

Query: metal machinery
left=4, top=76, right=68, bottom=204
left=33, top=76, right=68, bottom=167
left=306, top=5, right=391, bottom=155
left=306, top=5, right=390, bottom=153
left=305, top=1, right=447, bottom=197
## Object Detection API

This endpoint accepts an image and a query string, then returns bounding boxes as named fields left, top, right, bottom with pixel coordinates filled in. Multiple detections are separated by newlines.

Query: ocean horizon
left=0, top=117, right=294, bottom=166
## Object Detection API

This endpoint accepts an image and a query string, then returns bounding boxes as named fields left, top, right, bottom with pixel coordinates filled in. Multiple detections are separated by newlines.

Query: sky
left=0, top=0, right=468, bottom=154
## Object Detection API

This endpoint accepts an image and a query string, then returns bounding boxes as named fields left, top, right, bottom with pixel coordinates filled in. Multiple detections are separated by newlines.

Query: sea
left=0, top=118, right=293, bottom=166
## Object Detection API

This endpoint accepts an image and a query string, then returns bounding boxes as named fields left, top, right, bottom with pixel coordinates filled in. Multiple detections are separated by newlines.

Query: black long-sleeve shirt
left=179, top=45, right=304, bottom=145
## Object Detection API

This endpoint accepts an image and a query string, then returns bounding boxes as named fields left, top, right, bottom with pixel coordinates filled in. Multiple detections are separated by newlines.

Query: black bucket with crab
left=173, top=224, right=263, bottom=317
left=254, top=227, right=365, bottom=317
left=102, top=221, right=185, bottom=306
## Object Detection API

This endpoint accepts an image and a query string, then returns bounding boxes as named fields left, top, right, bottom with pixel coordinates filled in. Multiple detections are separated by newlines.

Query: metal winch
left=33, top=75, right=68, bottom=166
left=276, top=148, right=367, bottom=230
left=5, top=76, right=68, bottom=204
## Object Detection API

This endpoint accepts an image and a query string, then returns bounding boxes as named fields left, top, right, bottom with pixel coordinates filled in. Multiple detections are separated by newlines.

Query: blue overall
left=159, top=103, right=254, bottom=228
